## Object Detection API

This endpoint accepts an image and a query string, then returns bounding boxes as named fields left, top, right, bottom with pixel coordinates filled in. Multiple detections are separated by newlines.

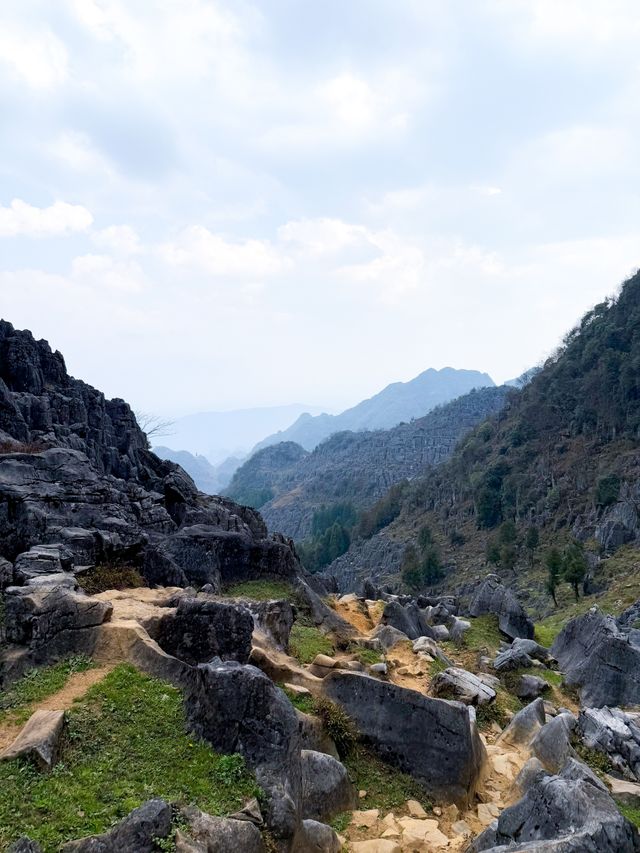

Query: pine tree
left=545, top=547, right=562, bottom=606
left=563, top=541, right=588, bottom=601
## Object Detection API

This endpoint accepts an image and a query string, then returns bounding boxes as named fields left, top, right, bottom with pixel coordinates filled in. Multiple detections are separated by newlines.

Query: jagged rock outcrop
left=579, top=706, right=640, bottom=781
left=322, top=670, right=486, bottom=806
left=156, top=597, right=254, bottom=665
left=430, top=667, right=496, bottom=706
left=552, top=608, right=640, bottom=707
left=469, top=575, right=534, bottom=640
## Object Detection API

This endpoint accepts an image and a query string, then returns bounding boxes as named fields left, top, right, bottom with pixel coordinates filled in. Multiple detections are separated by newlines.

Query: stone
left=309, top=654, right=339, bottom=678
left=14, top=545, right=74, bottom=583
left=552, top=608, right=640, bottom=707
left=0, top=556, right=13, bottom=588
left=560, top=757, right=607, bottom=792
left=7, top=840, right=43, bottom=853
left=469, top=575, right=534, bottom=640
left=430, top=666, right=496, bottom=706
left=300, top=749, right=356, bottom=822
left=293, top=819, right=341, bottom=852
left=369, top=662, right=387, bottom=675
left=323, top=670, right=486, bottom=807
left=156, top=597, right=253, bottom=665
left=62, top=799, right=172, bottom=852
left=514, top=674, right=549, bottom=700
left=183, top=660, right=301, bottom=841
left=452, top=819, right=472, bottom=836
left=530, top=713, right=577, bottom=773
left=349, top=842, right=400, bottom=853
left=493, top=646, right=534, bottom=672
left=449, top=617, right=471, bottom=643
left=286, top=683, right=311, bottom=697
left=498, top=698, right=546, bottom=747
left=0, top=709, right=64, bottom=770
left=246, top=599, right=295, bottom=650
left=412, top=636, right=452, bottom=664
left=579, top=706, right=640, bottom=781
left=467, top=774, right=640, bottom=852
left=380, top=601, right=434, bottom=641
left=175, top=806, right=265, bottom=853
left=515, top=757, right=548, bottom=792
left=406, top=799, right=428, bottom=817
left=370, top=624, right=410, bottom=651
left=431, top=624, right=450, bottom=642
left=351, top=809, right=380, bottom=828
left=607, top=775, right=640, bottom=807
left=296, top=711, right=339, bottom=759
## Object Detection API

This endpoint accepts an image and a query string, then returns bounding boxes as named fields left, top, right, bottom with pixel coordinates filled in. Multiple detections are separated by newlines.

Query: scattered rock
left=7, top=838, right=42, bottom=853
left=430, top=666, right=496, bottom=706
left=531, top=713, right=577, bottom=773
left=498, top=697, right=546, bottom=747
left=469, top=575, right=534, bottom=640
left=380, top=601, right=434, bottom=641
left=607, top=775, right=640, bottom=807
left=293, top=819, right=341, bottom=852
left=0, top=709, right=64, bottom=770
left=514, top=674, right=549, bottom=700
left=351, top=809, right=380, bottom=828
left=309, top=654, right=339, bottom=678
left=176, top=805, right=266, bottom=853
left=61, top=799, right=172, bottom=852
left=300, top=749, right=356, bottom=822
left=579, top=706, right=640, bottom=781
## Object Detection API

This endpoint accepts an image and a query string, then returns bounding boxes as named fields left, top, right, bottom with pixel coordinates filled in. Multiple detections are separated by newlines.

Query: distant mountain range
left=226, top=385, right=510, bottom=540
left=152, top=446, right=232, bottom=495
left=254, top=368, right=495, bottom=453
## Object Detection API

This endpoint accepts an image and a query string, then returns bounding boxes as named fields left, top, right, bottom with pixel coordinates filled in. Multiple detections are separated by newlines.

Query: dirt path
left=0, top=664, right=114, bottom=751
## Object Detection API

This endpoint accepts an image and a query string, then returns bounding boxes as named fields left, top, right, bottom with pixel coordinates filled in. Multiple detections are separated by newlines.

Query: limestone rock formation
left=469, top=575, right=534, bottom=640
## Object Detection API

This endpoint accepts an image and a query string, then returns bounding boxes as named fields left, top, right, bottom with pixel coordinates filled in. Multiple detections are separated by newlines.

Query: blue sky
left=0, top=0, right=639, bottom=415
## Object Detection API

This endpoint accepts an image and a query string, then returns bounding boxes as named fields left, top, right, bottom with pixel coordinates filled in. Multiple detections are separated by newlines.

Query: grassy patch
left=534, top=622, right=559, bottom=648
left=428, top=657, right=448, bottom=679
left=0, top=656, right=94, bottom=721
left=289, top=623, right=334, bottom=664
left=619, top=803, right=640, bottom=828
left=349, top=645, right=383, bottom=667
left=0, top=664, right=257, bottom=852
left=223, top=579, right=294, bottom=601
left=463, top=615, right=503, bottom=654
left=572, top=739, right=613, bottom=777
left=281, top=686, right=315, bottom=715
left=342, top=746, right=432, bottom=813
left=476, top=686, right=522, bottom=730
left=78, top=565, right=146, bottom=595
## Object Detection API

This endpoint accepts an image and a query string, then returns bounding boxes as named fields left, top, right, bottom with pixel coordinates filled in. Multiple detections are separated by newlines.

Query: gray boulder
left=493, top=646, right=534, bottom=672
left=246, top=599, right=295, bottom=650
left=449, top=617, right=471, bottom=643
left=0, top=556, right=13, bottom=588
left=514, top=675, right=549, bottom=700
left=183, top=660, right=301, bottom=841
left=322, top=670, right=485, bottom=806
left=14, top=545, right=74, bottom=583
left=469, top=575, right=534, bottom=640
left=293, top=820, right=341, bottom=852
left=430, top=667, right=496, bottom=706
left=499, top=698, right=546, bottom=747
left=468, top=774, right=640, bottom=852
left=156, top=597, right=253, bottom=665
left=380, top=600, right=434, bottom=641
left=300, top=749, right=356, bottom=822
left=7, top=840, right=43, bottom=853
left=579, top=706, right=640, bottom=781
left=61, top=799, right=172, bottom=852
left=559, top=756, right=608, bottom=792
left=370, top=623, right=410, bottom=651
left=552, top=608, right=640, bottom=707
left=530, top=714, right=577, bottom=773
left=175, top=806, right=265, bottom=853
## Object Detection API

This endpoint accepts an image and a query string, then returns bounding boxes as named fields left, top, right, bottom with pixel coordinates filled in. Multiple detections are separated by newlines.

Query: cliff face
left=0, top=320, right=298, bottom=581
left=235, top=386, right=511, bottom=540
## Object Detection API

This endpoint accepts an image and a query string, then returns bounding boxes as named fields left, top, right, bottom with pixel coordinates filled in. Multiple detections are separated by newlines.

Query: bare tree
left=134, top=411, right=176, bottom=444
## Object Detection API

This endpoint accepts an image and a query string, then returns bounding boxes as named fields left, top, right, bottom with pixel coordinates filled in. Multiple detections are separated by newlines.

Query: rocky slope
left=325, top=270, right=640, bottom=599
left=255, top=366, right=495, bottom=453
left=227, top=386, right=510, bottom=540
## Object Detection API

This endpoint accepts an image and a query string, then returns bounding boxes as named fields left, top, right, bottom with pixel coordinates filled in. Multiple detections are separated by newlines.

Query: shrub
left=595, top=474, right=621, bottom=508
left=314, top=697, right=357, bottom=758
left=78, top=565, right=146, bottom=595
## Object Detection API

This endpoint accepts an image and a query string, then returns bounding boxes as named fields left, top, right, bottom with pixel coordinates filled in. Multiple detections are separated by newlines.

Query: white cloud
left=159, top=226, right=289, bottom=278
left=47, top=131, right=114, bottom=175
left=92, top=225, right=142, bottom=256
left=0, top=23, right=68, bottom=89
left=71, top=253, right=148, bottom=292
left=278, top=218, right=370, bottom=256
left=0, top=199, right=93, bottom=237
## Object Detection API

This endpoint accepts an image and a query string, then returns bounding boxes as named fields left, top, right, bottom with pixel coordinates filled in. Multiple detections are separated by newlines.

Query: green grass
left=223, top=579, right=294, bottom=601
left=428, top=656, right=448, bottom=678
left=463, top=615, right=503, bottom=653
left=289, top=623, right=334, bottom=664
left=476, top=686, right=522, bottom=730
left=78, top=565, right=146, bottom=595
left=533, top=622, right=559, bottom=648
left=0, top=664, right=258, bottom=852
left=281, top=685, right=315, bottom=715
left=619, top=803, right=640, bottom=827
left=349, top=646, right=383, bottom=667
left=0, top=656, right=94, bottom=722
left=341, top=746, right=432, bottom=813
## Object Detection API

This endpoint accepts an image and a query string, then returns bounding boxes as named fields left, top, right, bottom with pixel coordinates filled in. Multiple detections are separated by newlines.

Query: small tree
left=563, top=541, right=588, bottom=601
left=417, top=525, right=434, bottom=552
left=500, top=544, right=517, bottom=571
left=401, top=545, right=421, bottom=590
left=525, top=526, right=540, bottom=567
left=545, top=547, right=562, bottom=606
left=485, top=538, right=501, bottom=566
left=499, top=520, right=517, bottom=545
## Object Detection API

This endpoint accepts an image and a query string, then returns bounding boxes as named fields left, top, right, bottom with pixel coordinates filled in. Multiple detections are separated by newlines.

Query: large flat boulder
left=552, top=608, right=640, bottom=707
left=0, top=709, right=64, bottom=770
left=469, top=575, right=534, bottom=640
left=322, top=670, right=485, bottom=806
left=430, top=666, right=496, bottom=706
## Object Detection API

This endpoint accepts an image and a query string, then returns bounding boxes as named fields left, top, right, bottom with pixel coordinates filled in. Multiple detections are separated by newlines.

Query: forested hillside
left=324, top=270, right=640, bottom=606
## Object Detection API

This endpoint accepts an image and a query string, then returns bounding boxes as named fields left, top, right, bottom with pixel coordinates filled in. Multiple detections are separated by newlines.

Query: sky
left=0, top=0, right=639, bottom=417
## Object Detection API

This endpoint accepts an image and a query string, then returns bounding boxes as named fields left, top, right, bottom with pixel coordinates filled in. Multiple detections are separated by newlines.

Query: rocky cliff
left=229, top=385, right=510, bottom=540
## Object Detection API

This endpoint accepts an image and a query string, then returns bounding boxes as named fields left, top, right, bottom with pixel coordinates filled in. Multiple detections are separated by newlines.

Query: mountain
left=254, top=367, right=495, bottom=453
left=323, top=270, right=640, bottom=603
left=161, top=403, right=327, bottom=465
left=226, top=385, right=510, bottom=540
left=153, top=446, right=223, bottom=494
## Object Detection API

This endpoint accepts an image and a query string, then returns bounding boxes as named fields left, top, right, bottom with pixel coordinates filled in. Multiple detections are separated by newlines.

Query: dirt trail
left=0, top=664, right=114, bottom=751
left=330, top=595, right=530, bottom=851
